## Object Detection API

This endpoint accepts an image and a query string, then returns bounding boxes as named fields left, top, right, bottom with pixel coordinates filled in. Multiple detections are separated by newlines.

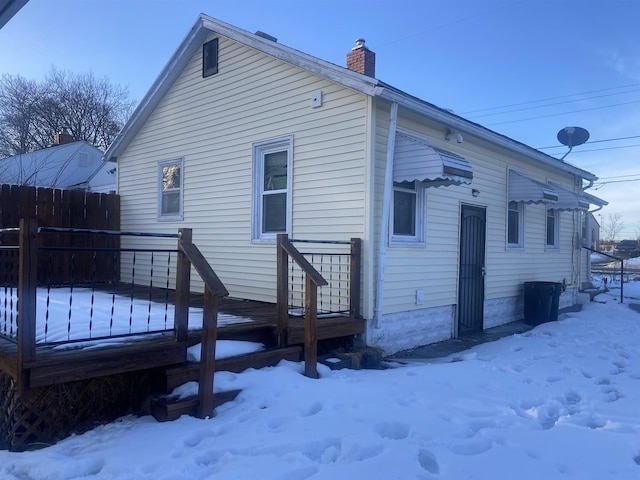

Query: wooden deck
left=0, top=293, right=364, bottom=390
left=0, top=222, right=364, bottom=446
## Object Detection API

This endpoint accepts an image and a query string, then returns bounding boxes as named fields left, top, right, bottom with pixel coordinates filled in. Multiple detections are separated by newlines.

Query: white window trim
left=507, top=200, right=524, bottom=249
left=390, top=180, right=426, bottom=246
left=157, top=158, right=184, bottom=221
left=252, top=135, right=293, bottom=242
left=546, top=207, right=560, bottom=250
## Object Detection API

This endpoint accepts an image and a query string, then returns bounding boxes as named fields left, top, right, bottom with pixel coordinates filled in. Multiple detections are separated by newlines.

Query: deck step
left=150, top=389, right=242, bottom=422
left=161, top=346, right=302, bottom=392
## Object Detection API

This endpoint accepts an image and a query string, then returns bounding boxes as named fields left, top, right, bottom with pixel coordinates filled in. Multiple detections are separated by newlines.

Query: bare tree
left=0, top=74, right=43, bottom=157
left=0, top=68, right=135, bottom=158
left=603, top=212, right=624, bottom=242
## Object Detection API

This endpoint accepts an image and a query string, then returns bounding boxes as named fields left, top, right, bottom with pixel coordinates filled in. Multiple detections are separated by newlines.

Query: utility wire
left=461, top=82, right=640, bottom=115
left=468, top=89, right=640, bottom=119
left=552, top=144, right=640, bottom=155
left=597, top=173, right=640, bottom=180
left=486, top=100, right=640, bottom=126
left=538, top=135, right=640, bottom=150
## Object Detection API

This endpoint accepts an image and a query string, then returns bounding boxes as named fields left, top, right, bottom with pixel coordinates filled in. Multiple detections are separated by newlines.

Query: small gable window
left=202, top=38, right=219, bottom=78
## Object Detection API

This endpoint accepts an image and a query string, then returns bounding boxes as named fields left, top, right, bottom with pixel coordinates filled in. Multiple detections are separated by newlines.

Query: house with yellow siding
left=105, top=14, right=606, bottom=354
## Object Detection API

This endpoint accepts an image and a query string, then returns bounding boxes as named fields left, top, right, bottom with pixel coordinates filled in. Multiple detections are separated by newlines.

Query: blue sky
left=1, top=0, right=639, bottom=238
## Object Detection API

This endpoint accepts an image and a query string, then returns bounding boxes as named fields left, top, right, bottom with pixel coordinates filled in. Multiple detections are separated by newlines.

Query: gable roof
left=105, top=13, right=597, bottom=183
left=0, top=141, right=104, bottom=188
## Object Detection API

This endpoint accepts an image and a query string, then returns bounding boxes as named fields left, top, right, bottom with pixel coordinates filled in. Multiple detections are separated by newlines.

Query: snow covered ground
left=1, top=282, right=640, bottom=479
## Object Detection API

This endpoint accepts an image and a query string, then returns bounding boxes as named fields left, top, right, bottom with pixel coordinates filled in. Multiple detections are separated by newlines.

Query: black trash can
left=523, top=281, right=562, bottom=325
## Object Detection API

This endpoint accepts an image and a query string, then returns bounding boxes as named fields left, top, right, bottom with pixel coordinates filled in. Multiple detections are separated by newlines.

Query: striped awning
left=548, top=182, right=590, bottom=211
left=393, top=131, right=473, bottom=187
left=508, top=170, right=558, bottom=204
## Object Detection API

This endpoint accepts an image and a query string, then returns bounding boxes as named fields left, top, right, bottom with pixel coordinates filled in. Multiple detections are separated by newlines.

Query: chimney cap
left=353, top=38, right=367, bottom=50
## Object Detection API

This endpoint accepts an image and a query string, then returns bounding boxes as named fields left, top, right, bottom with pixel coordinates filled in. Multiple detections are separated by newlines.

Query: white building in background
left=0, top=131, right=116, bottom=193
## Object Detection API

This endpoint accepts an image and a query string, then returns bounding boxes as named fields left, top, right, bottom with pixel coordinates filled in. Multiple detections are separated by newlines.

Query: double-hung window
left=157, top=159, right=183, bottom=221
left=391, top=180, right=425, bottom=245
left=546, top=208, right=559, bottom=249
left=252, top=136, right=292, bottom=241
left=507, top=200, right=523, bottom=248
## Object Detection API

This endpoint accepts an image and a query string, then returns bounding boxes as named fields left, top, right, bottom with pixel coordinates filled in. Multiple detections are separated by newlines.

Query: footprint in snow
left=374, top=421, right=411, bottom=440
left=418, top=449, right=440, bottom=474
left=300, top=401, right=323, bottom=417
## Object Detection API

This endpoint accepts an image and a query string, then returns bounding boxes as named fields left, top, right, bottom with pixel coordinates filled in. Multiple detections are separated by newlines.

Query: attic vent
left=255, top=31, right=277, bottom=42
left=202, top=38, right=219, bottom=78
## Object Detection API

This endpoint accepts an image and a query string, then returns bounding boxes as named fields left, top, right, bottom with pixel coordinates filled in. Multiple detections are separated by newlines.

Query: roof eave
left=376, top=87, right=598, bottom=182
left=104, top=14, right=379, bottom=162
left=104, top=17, right=210, bottom=162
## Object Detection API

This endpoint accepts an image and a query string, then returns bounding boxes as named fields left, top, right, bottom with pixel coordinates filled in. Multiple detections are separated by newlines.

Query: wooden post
left=196, top=286, right=218, bottom=418
left=175, top=228, right=192, bottom=342
left=349, top=238, right=361, bottom=319
left=17, top=218, right=38, bottom=394
left=304, top=275, right=319, bottom=378
left=276, top=234, right=289, bottom=347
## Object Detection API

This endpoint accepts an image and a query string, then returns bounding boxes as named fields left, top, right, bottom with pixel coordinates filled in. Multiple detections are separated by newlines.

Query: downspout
left=374, top=102, right=398, bottom=328
left=581, top=178, right=601, bottom=286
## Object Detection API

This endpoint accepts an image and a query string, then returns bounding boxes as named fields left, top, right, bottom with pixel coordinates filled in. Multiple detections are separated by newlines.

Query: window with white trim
left=391, top=180, right=425, bottom=245
left=507, top=200, right=523, bottom=248
left=157, top=159, right=183, bottom=221
left=252, top=136, right=292, bottom=241
left=546, top=208, right=559, bottom=249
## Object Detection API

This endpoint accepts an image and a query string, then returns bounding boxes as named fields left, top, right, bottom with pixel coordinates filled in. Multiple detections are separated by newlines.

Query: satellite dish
left=556, top=126, right=589, bottom=160
left=557, top=126, right=589, bottom=147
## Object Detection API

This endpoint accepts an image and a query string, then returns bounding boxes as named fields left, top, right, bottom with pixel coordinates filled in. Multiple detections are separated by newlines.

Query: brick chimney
left=53, top=128, right=74, bottom=145
left=346, top=39, right=375, bottom=77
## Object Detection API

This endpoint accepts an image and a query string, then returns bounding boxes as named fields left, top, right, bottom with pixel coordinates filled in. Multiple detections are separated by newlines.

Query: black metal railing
left=0, top=225, right=182, bottom=345
left=584, top=246, right=624, bottom=303
left=287, top=239, right=355, bottom=317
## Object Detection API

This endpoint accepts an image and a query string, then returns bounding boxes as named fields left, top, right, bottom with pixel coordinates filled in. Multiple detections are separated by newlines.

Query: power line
left=538, top=135, right=640, bottom=150
left=553, top=144, right=640, bottom=155
left=485, top=100, right=640, bottom=126
left=461, top=82, right=640, bottom=115
left=468, top=88, right=640, bottom=119
left=597, top=173, right=640, bottom=180
left=593, top=178, right=640, bottom=190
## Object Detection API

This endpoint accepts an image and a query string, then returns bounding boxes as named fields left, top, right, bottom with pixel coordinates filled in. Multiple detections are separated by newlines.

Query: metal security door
left=458, top=205, right=486, bottom=336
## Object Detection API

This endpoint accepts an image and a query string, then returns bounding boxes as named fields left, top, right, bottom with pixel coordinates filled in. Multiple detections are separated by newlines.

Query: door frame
left=456, top=203, right=487, bottom=337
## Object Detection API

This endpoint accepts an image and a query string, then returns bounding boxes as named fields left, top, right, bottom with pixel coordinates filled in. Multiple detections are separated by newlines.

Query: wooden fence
left=0, top=184, right=120, bottom=285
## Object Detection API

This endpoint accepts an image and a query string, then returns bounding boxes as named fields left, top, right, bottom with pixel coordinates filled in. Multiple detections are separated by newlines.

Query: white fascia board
left=105, top=14, right=379, bottom=162
left=104, top=17, right=210, bottom=162
left=376, top=87, right=598, bottom=182
left=199, top=15, right=379, bottom=95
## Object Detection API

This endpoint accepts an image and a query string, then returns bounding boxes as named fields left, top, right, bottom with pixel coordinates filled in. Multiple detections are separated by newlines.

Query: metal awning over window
left=548, top=182, right=590, bottom=211
left=508, top=170, right=558, bottom=204
left=393, top=131, right=473, bottom=187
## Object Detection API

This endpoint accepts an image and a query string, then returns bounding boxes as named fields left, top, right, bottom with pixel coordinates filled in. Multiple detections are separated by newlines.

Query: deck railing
left=584, top=246, right=624, bottom=304
left=2, top=219, right=228, bottom=417
left=276, top=234, right=361, bottom=378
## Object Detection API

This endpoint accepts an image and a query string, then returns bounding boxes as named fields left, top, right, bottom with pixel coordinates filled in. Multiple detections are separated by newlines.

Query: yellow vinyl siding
left=372, top=103, right=585, bottom=316
left=117, top=35, right=368, bottom=302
